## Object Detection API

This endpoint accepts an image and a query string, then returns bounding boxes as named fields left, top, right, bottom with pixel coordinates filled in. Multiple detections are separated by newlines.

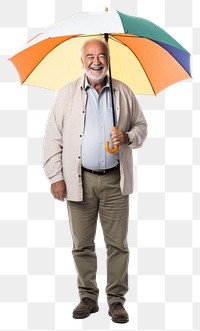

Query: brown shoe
left=72, top=297, right=99, bottom=319
left=109, top=302, right=129, bottom=323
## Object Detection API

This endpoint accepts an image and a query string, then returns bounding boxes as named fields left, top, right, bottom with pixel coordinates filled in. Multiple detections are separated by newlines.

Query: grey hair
left=81, top=38, right=110, bottom=58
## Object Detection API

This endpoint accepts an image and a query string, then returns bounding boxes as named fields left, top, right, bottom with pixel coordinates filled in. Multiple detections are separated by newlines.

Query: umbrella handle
left=105, top=126, right=119, bottom=154
left=105, top=142, right=119, bottom=154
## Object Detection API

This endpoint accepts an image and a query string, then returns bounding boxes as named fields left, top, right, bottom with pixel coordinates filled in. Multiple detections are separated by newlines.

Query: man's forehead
left=84, top=42, right=108, bottom=54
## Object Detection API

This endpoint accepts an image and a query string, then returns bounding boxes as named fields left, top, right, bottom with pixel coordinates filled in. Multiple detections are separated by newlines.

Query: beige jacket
left=43, top=76, right=147, bottom=201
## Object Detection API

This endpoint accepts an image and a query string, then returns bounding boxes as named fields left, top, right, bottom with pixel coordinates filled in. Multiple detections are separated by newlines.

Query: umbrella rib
left=19, top=37, right=77, bottom=84
left=22, top=34, right=106, bottom=84
left=110, top=35, right=156, bottom=95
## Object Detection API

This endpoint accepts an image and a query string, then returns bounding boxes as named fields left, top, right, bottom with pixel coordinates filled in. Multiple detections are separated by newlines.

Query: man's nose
left=93, top=56, right=101, bottom=64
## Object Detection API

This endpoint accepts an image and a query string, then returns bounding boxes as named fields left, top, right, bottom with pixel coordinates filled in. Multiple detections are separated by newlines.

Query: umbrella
left=9, top=9, right=191, bottom=152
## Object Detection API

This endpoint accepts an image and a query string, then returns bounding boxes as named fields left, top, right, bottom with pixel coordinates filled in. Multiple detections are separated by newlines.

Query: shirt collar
left=84, top=74, right=110, bottom=91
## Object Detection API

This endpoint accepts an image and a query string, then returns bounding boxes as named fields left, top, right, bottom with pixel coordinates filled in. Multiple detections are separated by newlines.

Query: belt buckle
left=94, top=169, right=106, bottom=175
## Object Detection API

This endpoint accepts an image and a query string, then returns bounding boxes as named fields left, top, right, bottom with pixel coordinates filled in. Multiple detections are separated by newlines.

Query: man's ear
left=81, top=57, right=84, bottom=68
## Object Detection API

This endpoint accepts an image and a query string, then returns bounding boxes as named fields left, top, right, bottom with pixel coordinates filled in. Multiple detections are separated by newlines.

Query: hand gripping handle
left=105, top=126, right=119, bottom=154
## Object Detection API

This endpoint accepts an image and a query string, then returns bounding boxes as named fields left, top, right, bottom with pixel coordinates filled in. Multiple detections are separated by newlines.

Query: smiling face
left=81, top=40, right=109, bottom=86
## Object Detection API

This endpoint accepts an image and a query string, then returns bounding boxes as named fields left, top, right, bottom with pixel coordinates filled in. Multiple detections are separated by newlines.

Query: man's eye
left=87, top=56, right=94, bottom=60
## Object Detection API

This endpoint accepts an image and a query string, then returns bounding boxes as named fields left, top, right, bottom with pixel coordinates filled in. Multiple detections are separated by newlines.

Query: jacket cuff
left=50, top=174, right=64, bottom=184
left=126, top=132, right=134, bottom=146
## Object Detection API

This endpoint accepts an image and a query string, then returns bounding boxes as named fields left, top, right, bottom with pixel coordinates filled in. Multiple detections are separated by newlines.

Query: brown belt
left=82, top=164, right=119, bottom=175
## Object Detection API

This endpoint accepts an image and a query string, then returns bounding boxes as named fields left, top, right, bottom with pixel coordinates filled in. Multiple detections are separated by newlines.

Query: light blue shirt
left=81, top=76, right=119, bottom=170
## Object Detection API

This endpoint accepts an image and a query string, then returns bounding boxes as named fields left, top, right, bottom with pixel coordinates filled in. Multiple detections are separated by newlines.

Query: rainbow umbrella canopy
left=10, top=10, right=191, bottom=95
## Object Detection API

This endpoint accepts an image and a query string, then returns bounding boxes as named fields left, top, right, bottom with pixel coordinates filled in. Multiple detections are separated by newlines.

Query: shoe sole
left=108, top=310, right=129, bottom=324
left=73, top=306, right=99, bottom=319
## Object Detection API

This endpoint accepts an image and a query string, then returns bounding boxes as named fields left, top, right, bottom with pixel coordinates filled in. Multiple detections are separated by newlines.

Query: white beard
left=85, top=66, right=108, bottom=83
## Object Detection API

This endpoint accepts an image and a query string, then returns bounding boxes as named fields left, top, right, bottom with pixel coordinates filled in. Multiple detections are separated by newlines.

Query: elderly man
left=43, top=39, right=147, bottom=323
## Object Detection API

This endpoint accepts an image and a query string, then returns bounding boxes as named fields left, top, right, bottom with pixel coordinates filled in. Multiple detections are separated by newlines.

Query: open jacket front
left=43, top=76, right=148, bottom=201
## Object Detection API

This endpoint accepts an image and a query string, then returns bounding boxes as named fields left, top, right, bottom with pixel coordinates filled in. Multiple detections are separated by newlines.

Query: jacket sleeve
left=43, top=88, right=66, bottom=184
left=126, top=90, right=148, bottom=149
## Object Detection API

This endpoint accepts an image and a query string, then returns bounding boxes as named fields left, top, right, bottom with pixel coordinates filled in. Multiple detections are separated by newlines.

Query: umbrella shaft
left=109, top=66, right=116, bottom=127
left=104, top=33, right=116, bottom=127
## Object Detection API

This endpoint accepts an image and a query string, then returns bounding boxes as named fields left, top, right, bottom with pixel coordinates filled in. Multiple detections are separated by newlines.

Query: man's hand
left=111, top=128, right=129, bottom=146
left=51, top=180, right=66, bottom=201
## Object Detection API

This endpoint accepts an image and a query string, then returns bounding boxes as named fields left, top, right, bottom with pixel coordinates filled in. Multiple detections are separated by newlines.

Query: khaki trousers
left=67, top=168, right=129, bottom=305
